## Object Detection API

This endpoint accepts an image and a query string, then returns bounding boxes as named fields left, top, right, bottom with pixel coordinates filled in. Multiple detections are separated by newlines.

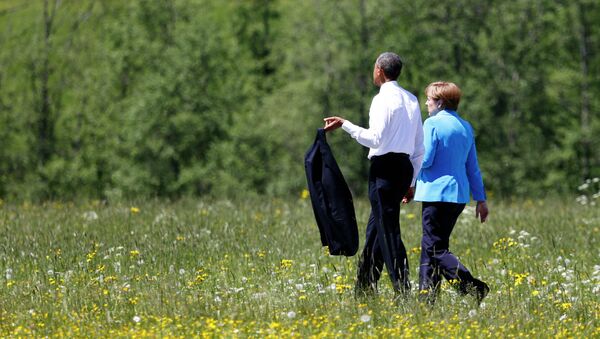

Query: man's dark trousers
left=419, top=202, right=484, bottom=297
left=356, top=152, right=413, bottom=294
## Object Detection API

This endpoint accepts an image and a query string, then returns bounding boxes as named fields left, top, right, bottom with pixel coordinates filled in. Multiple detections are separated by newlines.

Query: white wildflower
left=287, top=311, right=297, bottom=319
left=360, top=314, right=371, bottom=322
left=133, top=315, right=141, bottom=323
left=252, top=292, right=267, bottom=299
left=518, top=230, right=530, bottom=240
left=83, top=211, right=98, bottom=221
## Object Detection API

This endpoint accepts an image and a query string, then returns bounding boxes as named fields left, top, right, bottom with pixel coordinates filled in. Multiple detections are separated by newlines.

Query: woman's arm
left=420, top=119, right=437, bottom=169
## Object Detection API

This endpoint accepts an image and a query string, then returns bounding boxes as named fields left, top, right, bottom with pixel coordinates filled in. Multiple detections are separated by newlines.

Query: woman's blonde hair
left=425, top=82, right=462, bottom=111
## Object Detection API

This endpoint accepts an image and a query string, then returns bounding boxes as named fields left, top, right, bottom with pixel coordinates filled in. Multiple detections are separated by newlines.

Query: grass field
left=0, top=195, right=598, bottom=337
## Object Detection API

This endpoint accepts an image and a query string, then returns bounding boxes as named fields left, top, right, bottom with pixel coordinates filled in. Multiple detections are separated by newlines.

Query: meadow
left=0, top=194, right=598, bottom=337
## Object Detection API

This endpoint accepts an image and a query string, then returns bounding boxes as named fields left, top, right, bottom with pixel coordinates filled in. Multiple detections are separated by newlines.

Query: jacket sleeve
left=465, top=126, right=487, bottom=201
left=420, top=118, right=437, bottom=169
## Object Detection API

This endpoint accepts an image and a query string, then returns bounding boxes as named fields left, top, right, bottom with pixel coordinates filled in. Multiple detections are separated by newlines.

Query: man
left=324, top=52, right=424, bottom=296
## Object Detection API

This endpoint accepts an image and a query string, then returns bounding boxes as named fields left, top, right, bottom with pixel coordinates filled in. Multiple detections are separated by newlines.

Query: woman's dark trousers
left=419, top=201, right=487, bottom=303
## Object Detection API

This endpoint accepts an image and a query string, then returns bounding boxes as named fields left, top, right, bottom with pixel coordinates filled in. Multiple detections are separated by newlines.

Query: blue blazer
left=304, top=129, right=358, bottom=256
left=414, top=110, right=486, bottom=203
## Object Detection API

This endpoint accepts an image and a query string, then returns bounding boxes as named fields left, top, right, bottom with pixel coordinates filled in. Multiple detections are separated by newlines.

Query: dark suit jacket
left=304, top=128, right=358, bottom=256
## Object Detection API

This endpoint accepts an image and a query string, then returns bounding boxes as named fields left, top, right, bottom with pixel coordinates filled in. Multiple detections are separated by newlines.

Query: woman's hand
left=476, top=201, right=489, bottom=223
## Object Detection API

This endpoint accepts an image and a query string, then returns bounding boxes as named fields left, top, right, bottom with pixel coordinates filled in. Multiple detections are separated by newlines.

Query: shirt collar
left=379, top=80, right=399, bottom=92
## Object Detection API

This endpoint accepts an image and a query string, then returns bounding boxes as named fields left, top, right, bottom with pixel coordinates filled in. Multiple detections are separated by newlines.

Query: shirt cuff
left=341, top=120, right=357, bottom=133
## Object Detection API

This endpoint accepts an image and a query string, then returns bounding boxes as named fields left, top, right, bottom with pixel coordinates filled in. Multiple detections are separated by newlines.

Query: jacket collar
left=437, top=109, right=459, bottom=117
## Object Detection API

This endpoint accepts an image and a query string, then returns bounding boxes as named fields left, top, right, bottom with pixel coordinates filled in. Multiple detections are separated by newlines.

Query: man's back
left=366, top=81, right=423, bottom=159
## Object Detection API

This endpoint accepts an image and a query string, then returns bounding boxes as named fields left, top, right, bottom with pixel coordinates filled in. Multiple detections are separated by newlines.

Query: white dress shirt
left=341, top=81, right=425, bottom=185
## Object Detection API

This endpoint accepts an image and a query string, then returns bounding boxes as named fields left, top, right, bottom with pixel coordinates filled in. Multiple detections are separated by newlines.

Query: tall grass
left=0, top=197, right=598, bottom=337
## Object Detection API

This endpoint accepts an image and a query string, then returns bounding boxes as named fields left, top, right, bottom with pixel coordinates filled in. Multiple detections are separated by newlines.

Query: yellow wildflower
left=280, top=259, right=293, bottom=269
left=301, top=189, right=310, bottom=199
left=493, top=237, right=518, bottom=251
left=560, top=302, right=572, bottom=311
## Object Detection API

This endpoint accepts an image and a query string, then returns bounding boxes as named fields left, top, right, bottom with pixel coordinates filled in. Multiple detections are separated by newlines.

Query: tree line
left=0, top=0, right=598, bottom=201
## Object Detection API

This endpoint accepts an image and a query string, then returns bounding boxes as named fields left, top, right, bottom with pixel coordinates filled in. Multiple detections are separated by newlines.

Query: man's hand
left=323, top=116, right=345, bottom=132
left=476, top=201, right=489, bottom=223
left=402, top=187, right=415, bottom=204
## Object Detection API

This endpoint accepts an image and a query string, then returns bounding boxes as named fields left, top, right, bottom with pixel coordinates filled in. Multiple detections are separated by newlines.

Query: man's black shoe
left=473, top=281, right=489, bottom=305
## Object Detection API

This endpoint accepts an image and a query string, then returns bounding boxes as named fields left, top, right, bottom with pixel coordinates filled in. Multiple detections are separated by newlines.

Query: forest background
left=0, top=0, right=598, bottom=201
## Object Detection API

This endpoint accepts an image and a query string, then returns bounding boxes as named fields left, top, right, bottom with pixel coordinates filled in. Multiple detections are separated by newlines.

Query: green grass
left=0, top=197, right=598, bottom=337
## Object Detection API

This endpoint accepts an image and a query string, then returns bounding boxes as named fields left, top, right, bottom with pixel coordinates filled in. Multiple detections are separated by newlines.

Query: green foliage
left=0, top=0, right=598, bottom=200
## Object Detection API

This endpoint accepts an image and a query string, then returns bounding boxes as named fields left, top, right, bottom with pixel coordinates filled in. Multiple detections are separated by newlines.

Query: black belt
left=371, top=152, right=409, bottom=160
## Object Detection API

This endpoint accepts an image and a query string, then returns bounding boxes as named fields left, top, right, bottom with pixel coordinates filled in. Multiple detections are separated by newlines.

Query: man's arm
left=410, top=111, right=425, bottom=186
left=402, top=187, right=414, bottom=204
left=337, top=96, right=388, bottom=149
left=403, top=108, right=424, bottom=204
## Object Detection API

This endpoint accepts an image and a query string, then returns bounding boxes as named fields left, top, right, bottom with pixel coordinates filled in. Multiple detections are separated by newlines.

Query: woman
left=413, top=81, right=489, bottom=304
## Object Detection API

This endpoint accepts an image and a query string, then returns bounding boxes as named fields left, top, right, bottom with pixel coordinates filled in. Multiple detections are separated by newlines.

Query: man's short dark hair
left=376, top=52, right=403, bottom=80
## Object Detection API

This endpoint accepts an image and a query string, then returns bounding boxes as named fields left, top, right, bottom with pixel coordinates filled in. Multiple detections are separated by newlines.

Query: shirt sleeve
left=341, top=96, right=387, bottom=149
left=409, top=110, right=425, bottom=186
left=466, top=128, right=487, bottom=201
left=420, top=118, right=438, bottom=169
